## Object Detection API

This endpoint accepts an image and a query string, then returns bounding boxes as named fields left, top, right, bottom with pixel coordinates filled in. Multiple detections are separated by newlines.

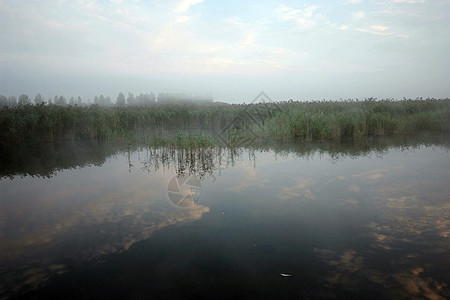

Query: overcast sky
left=1, top=0, right=449, bottom=103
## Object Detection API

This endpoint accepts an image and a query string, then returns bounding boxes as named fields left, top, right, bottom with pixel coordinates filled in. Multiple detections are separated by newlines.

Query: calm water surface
left=1, top=140, right=449, bottom=299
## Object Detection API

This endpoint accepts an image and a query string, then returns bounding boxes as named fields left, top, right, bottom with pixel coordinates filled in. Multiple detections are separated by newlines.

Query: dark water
left=1, top=137, right=449, bottom=299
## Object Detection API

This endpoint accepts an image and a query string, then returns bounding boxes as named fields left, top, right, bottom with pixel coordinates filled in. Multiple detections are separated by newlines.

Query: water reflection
left=1, top=133, right=448, bottom=180
left=277, top=178, right=316, bottom=201
left=0, top=151, right=212, bottom=298
left=167, top=174, right=202, bottom=207
left=139, top=147, right=240, bottom=179
left=1, top=134, right=449, bottom=299
left=308, top=157, right=450, bottom=299
left=0, top=141, right=120, bottom=179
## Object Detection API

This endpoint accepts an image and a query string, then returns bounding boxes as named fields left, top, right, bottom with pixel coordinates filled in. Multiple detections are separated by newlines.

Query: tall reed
left=1, top=99, right=449, bottom=149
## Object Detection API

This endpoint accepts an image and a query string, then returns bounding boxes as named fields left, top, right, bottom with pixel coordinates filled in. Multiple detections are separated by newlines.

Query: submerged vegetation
left=0, top=98, right=449, bottom=150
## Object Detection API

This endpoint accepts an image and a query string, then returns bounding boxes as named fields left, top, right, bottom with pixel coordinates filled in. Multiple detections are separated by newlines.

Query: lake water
left=1, top=137, right=449, bottom=299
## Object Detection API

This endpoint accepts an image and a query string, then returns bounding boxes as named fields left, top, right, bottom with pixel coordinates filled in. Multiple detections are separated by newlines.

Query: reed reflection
left=139, top=146, right=242, bottom=179
left=1, top=133, right=447, bottom=180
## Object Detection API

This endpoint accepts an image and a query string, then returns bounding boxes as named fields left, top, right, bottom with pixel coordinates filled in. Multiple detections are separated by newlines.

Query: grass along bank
left=259, top=98, right=450, bottom=141
left=1, top=98, right=449, bottom=149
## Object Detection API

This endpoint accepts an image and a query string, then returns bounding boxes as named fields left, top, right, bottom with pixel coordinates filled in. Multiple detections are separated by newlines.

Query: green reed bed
left=259, top=99, right=450, bottom=141
left=0, top=99, right=449, bottom=149
left=0, top=104, right=237, bottom=148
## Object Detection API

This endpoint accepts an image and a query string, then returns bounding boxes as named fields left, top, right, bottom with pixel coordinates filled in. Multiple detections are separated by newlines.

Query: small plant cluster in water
left=0, top=98, right=449, bottom=149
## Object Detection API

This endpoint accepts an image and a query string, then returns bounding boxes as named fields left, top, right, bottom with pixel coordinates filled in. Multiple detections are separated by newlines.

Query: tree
left=9, top=96, right=17, bottom=106
left=105, top=96, right=112, bottom=106
left=156, top=92, right=213, bottom=104
left=34, top=93, right=44, bottom=105
left=136, top=93, right=156, bottom=106
left=99, top=95, right=105, bottom=106
left=127, top=92, right=135, bottom=106
left=148, top=92, right=156, bottom=104
left=117, top=92, right=126, bottom=107
left=18, top=94, right=31, bottom=106
left=0, top=95, right=8, bottom=107
left=57, top=95, right=66, bottom=106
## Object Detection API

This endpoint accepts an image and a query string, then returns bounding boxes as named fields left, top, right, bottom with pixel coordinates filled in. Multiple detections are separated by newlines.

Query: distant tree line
left=156, top=92, right=214, bottom=104
left=0, top=92, right=214, bottom=108
left=0, top=94, right=84, bottom=107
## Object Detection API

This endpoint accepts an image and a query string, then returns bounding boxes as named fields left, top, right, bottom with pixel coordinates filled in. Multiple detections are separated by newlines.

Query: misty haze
left=1, top=0, right=449, bottom=299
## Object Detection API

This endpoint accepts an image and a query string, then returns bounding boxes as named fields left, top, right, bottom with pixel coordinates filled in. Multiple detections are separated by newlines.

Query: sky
left=0, top=0, right=449, bottom=103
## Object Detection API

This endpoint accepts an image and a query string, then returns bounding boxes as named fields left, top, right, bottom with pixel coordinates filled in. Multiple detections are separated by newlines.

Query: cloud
left=237, top=32, right=308, bottom=69
left=226, top=163, right=269, bottom=192
left=371, top=25, right=388, bottom=32
left=1, top=0, right=449, bottom=100
left=175, top=15, right=190, bottom=23
left=275, top=4, right=320, bottom=28
left=352, top=168, right=390, bottom=179
left=352, top=11, right=365, bottom=19
left=174, top=0, right=204, bottom=13
left=277, top=178, right=316, bottom=201
left=143, top=22, right=220, bottom=55
left=394, top=0, right=426, bottom=3
left=355, top=26, right=393, bottom=36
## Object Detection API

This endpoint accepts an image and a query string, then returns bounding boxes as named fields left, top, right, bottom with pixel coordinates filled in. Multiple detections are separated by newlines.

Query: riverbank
left=1, top=99, right=449, bottom=148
